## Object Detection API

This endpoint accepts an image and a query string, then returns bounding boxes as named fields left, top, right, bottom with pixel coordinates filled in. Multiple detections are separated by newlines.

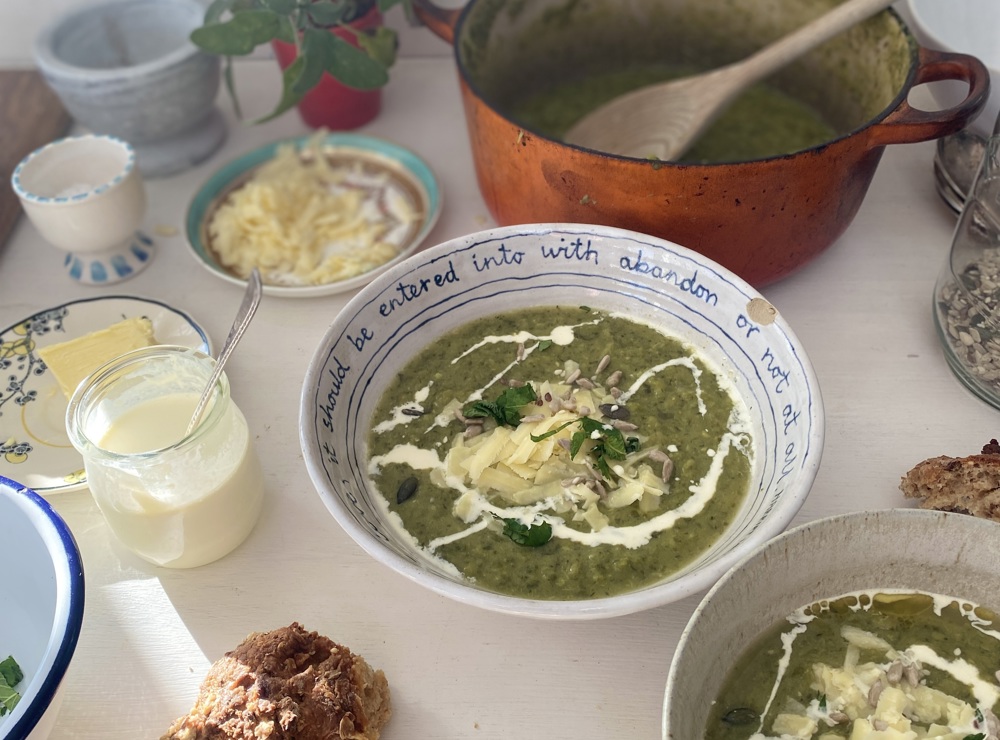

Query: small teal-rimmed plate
left=0, top=296, right=211, bottom=494
left=185, top=133, right=442, bottom=298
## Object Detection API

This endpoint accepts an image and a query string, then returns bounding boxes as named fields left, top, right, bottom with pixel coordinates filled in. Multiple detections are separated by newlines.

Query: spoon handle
left=185, top=268, right=263, bottom=437
left=728, top=0, right=896, bottom=92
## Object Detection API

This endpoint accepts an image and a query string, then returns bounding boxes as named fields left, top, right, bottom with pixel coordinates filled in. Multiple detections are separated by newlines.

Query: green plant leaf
left=326, top=34, right=389, bottom=89
left=203, top=0, right=237, bottom=24
left=190, top=9, right=282, bottom=55
left=502, top=518, right=552, bottom=547
left=254, top=55, right=306, bottom=123
left=261, top=0, right=296, bottom=13
left=356, top=25, right=397, bottom=68
left=221, top=57, right=243, bottom=119
left=305, top=0, right=351, bottom=27
left=274, top=14, right=297, bottom=44
left=293, top=28, right=336, bottom=95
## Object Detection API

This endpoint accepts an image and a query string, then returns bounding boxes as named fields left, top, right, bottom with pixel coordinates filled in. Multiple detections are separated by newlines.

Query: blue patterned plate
left=0, top=296, right=211, bottom=494
left=185, top=133, right=442, bottom=298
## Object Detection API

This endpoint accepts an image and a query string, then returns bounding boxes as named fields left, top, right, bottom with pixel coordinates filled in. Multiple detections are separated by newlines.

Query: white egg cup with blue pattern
left=12, top=134, right=154, bottom=285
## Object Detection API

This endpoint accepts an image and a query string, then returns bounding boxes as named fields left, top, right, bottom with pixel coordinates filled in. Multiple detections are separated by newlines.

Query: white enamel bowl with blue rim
left=0, top=476, right=85, bottom=740
left=299, top=223, right=824, bottom=619
left=185, top=133, right=442, bottom=298
left=662, top=509, right=1000, bottom=738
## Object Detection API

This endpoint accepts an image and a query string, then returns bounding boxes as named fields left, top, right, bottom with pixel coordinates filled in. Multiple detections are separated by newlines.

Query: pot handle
left=411, top=0, right=462, bottom=45
left=867, top=48, right=990, bottom=148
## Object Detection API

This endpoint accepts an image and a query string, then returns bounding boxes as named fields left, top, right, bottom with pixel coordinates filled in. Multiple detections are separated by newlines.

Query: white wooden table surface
left=1, top=56, right=997, bottom=740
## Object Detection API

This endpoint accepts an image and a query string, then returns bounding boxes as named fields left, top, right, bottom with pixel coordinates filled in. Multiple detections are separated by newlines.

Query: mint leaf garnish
left=0, top=656, right=23, bottom=716
left=501, top=518, right=552, bottom=547
left=464, top=384, right=537, bottom=427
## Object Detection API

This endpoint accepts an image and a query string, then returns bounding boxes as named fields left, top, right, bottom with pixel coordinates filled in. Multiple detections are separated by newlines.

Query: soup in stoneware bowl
left=664, top=508, right=1000, bottom=738
left=299, top=223, right=824, bottom=619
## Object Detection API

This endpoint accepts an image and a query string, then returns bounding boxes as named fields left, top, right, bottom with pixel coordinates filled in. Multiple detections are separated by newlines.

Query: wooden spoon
left=564, top=0, right=896, bottom=160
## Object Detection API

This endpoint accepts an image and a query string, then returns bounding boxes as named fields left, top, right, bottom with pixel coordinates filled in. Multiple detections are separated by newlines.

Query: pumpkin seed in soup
left=365, top=307, right=754, bottom=600
left=707, top=590, right=1000, bottom=739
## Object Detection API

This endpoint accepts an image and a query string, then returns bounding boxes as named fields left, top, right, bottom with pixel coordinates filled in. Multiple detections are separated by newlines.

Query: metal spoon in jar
left=564, top=0, right=896, bottom=160
left=185, top=268, right=262, bottom=436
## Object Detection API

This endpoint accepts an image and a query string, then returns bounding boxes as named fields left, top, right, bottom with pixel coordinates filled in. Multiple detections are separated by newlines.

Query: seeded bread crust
left=161, top=623, right=391, bottom=740
left=899, top=439, right=1000, bottom=520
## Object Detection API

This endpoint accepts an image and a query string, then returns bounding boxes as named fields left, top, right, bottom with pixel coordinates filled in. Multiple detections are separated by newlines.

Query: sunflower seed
left=886, top=661, right=903, bottom=684
left=868, top=679, right=884, bottom=706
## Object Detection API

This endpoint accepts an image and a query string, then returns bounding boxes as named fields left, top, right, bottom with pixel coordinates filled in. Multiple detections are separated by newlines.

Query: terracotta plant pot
left=413, top=0, right=989, bottom=286
left=271, top=6, right=383, bottom=130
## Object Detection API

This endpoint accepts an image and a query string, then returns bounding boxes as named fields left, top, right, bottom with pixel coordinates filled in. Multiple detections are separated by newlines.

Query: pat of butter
left=38, top=317, right=157, bottom=398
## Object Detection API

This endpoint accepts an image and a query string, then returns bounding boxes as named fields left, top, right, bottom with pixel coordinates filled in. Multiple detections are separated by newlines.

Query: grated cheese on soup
left=207, top=135, right=420, bottom=286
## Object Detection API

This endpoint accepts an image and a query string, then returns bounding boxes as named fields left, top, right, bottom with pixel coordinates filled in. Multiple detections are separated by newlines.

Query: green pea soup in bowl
left=299, top=223, right=824, bottom=619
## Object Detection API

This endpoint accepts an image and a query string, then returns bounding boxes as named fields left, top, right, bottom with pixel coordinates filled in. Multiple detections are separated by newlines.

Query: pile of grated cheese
left=435, top=368, right=672, bottom=534
left=207, top=136, right=417, bottom=286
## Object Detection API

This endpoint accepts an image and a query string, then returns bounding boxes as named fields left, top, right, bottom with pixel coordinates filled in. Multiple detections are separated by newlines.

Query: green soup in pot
left=365, top=306, right=753, bottom=600
left=507, top=65, right=839, bottom=163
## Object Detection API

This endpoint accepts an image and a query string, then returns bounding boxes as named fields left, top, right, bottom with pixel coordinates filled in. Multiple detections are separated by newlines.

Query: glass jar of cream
left=66, top=345, right=264, bottom=568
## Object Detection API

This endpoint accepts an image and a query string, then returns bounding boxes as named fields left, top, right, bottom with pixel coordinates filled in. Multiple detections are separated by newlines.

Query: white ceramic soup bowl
left=0, top=476, right=85, bottom=740
left=662, top=508, right=1000, bottom=738
left=299, top=223, right=824, bottom=619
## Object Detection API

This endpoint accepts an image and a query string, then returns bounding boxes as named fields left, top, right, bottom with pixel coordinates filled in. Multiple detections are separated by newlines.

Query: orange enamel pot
left=413, top=0, right=989, bottom=286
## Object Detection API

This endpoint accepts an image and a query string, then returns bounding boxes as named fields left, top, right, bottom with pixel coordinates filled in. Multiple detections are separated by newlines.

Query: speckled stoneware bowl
left=662, top=508, right=1000, bottom=738
left=299, top=223, right=824, bottom=619
left=0, top=477, right=85, bottom=740
left=34, top=0, right=225, bottom=177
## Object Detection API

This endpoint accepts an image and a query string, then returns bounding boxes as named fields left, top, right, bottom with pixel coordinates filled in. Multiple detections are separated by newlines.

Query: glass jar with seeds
left=933, top=111, right=1000, bottom=409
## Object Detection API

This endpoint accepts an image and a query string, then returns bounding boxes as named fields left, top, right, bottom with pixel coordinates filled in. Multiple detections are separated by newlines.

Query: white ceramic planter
left=33, top=0, right=226, bottom=177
